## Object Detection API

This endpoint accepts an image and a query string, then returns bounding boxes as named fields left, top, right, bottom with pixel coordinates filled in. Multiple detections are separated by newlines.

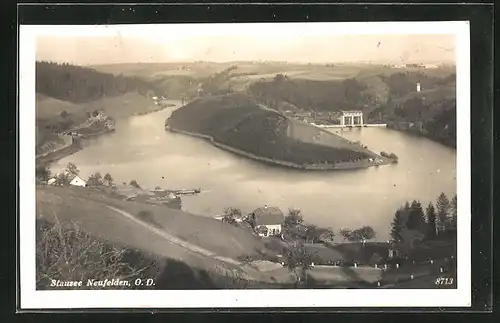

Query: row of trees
left=283, top=209, right=336, bottom=244
left=284, top=209, right=377, bottom=244
left=247, top=74, right=369, bottom=112
left=220, top=205, right=377, bottom=246
left=390, top=192, right=457, bottom=244
left=87, top=172, right=114, bottom=187
left=36, top=162, right=146, bottom=192
left=36, top=61, right=162, bottom=103
left=36, top=162, right=115, bottom=187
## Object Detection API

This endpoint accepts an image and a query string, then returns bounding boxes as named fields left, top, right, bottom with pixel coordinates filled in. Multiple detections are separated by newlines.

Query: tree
left=304, top=225, right=319, bottom=243
left=222, top=207, right=241, bottom=225
left=129, top=180, right=141, bottom=189
left=284, top=209, right=304, bottom=228
left=245, top=213, right=256, bottom=229
left=66, top=162, right=79, bottom=176
left=390, top=209, right=406, bottom=243
left=403, top=201, right=411, bottom=211
left=86, top=172, right=103, bottom=187
left=450, top=194, right=457, bottom=230
left=348, top=226, right=376, bottom=243
left=318, top=227, right=335, bottom=243
left=357, top=226, right=376, bottom=241
left=339, top=229, right=352, bottom=244
left=407, top=200, right=426, bottom=233
left=36, top=164, right=51, bottom=181
left=284, top=241, right=314, bottom=286
left=54, top=172, right=70, bottom=186
left=436, top=193, right=451, bottom=232
left=425, top=202, right=437, bottom=238
left=274, top=73, right=287, bottom=83
left=103, top=173, right=114, bottom=187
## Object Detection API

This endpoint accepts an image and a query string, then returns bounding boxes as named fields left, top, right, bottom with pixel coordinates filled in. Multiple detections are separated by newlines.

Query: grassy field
left=91, top=62, right=235, bottom=78
left=36, top=185, right=401, bottom=288
left=37, top=186, right=277, bottom=262
left=37, top=91, right=159, bottom=121
left=287, top=119, right=378, bottom=155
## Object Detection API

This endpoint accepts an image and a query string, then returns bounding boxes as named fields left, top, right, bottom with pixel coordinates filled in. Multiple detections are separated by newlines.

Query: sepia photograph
left=19, top=21, right=471, bottom=309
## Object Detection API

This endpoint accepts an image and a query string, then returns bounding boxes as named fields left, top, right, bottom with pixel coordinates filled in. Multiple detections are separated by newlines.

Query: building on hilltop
left=250, top=206, right=285, bottom=237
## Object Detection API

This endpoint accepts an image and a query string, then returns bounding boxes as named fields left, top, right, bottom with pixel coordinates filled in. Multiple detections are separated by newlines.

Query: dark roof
left=252, top=206, right=284, bottom=225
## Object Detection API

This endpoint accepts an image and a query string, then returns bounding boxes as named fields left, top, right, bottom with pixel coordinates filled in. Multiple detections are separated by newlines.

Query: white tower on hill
left=417, top=82, right=421, bottom=92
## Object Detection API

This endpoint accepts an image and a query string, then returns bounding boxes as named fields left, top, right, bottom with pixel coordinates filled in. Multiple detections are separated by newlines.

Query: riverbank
left=36, top=129, right=115, bottom=167
left=131, top=103, right=176, bottom=116
left=386, top=122, right=456, bottom=149
left=166, top=126, right=391, bottom=171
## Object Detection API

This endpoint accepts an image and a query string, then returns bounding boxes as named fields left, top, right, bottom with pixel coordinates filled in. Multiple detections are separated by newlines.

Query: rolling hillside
left=166, top=93, right=377, bottom=168
left=35, top=62, right=167, bottom=157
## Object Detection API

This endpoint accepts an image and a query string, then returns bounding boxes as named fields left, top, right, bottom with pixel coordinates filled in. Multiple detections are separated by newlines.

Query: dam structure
left=310, top=111, right=387, bottom=129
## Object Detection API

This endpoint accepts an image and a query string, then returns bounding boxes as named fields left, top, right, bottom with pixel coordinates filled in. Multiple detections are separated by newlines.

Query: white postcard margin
left=19, top=21, right=471, bottom=309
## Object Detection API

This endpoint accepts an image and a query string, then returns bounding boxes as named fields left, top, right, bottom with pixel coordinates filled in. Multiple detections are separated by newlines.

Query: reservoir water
left=52, top=101, right=457, bottom=240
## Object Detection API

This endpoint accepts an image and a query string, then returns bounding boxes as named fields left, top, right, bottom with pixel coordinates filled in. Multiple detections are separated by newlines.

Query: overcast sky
left=35, top=23, right=456, bottom=65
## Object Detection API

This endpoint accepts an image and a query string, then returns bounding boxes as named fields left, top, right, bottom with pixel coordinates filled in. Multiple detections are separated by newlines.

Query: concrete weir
left=315, top=124, right=387, bottom=129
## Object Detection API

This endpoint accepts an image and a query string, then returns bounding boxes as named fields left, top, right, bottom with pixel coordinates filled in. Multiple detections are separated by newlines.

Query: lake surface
left=52, top=101, right=457, bottom=241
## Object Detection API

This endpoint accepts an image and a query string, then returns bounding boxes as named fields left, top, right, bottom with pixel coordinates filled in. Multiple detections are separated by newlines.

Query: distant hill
left=166, top=93, right=378, bottom=168
left=36, top=61, right=163, bottom=103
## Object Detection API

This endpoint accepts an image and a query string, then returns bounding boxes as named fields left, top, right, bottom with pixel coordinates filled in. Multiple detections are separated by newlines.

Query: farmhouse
left=68, top=174, right=87, bottom=187
left=250, top=206, right=285, bottom=237
left=46, top=173, right=87, bottom=187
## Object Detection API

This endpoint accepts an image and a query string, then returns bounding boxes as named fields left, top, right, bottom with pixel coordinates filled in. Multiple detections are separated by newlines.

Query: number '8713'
left=435, top=277, right=454, bottom=285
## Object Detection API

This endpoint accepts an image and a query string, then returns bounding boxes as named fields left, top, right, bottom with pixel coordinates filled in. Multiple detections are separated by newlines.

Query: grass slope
left=167, top=93, right=374, bottom=167
left=37, top=186, right=276, bottom=262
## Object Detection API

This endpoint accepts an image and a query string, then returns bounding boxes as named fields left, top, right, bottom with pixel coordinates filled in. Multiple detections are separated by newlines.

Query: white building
left=339, top=110, right=364, bottom=127
left=69, top=175, right=87, bottom=187
left=47, top=173, right=87, bottom=187
left=251, top=206, right=285, bottom=237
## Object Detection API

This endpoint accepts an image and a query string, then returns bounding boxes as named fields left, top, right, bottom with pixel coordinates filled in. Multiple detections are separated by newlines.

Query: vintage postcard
left=19, top=21, right=470, bottom=309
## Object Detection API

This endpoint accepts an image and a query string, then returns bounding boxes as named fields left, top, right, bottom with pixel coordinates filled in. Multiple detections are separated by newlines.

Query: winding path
left=105, top=205, right=242, bottom=266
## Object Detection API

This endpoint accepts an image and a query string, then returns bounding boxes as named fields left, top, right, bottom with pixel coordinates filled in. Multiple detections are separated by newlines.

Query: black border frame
left=7, top=2, right=494, bottom=316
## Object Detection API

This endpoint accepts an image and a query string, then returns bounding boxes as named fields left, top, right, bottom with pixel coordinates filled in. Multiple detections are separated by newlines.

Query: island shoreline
left=166, top=125, right=391, bottom=171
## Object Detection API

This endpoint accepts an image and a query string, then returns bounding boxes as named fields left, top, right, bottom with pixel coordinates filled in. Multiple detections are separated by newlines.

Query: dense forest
left=246, top=71, right=457, bottom=148
left=36, top=61, right=162, bottom=103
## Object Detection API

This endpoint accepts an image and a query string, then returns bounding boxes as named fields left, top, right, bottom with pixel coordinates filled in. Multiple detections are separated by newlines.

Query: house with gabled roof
left=250, top=206, right=285, bottom=237
left=68, top=174, right=87, bottom=187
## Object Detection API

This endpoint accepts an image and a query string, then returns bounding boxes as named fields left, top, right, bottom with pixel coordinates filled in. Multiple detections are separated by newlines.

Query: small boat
left=174, top=188, right=202, bottom=195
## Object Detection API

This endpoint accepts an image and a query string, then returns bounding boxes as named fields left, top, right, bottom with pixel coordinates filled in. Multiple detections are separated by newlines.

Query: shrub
left=36, top=218, right=163, bottom=290
left=129, top=180, right=141, bottom=189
